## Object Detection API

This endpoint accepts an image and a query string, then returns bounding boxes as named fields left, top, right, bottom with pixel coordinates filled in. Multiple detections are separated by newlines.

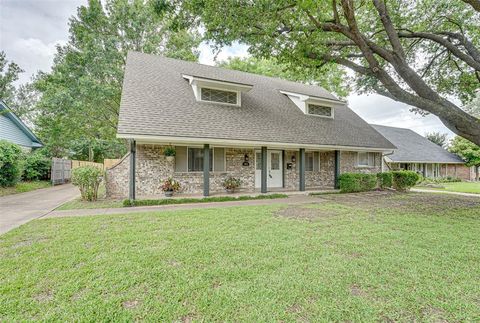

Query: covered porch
left=120, top=139, right=380, bottom=201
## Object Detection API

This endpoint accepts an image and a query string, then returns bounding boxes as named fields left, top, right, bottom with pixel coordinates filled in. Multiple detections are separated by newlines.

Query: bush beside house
left=392, top=171, right=420, bottom=191
left=339, top=173, right=377, bottom=193
left=0, top=140, right=24, bottom=187
left=71, top=166, right=104, bottom=201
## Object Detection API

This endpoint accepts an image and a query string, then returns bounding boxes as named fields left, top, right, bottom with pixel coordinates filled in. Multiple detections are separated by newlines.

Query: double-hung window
left=305, top=152, right=320, bottom=171
left=357, top=152, right=376, bottom=167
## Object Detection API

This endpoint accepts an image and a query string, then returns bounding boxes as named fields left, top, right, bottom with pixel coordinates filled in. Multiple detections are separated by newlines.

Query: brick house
left=106, top=52, right=396, bottom=199
left=372, top=125, right=475, bottom=181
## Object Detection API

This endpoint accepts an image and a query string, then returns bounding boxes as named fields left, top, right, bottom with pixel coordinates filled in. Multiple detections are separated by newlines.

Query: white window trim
left=185, top=146, right=226, bottom=173
left=357, top=152, right=376, bottom=168
left=199, top=86, right=241, bottom=107
left=306, top=103, right=334, bottom=119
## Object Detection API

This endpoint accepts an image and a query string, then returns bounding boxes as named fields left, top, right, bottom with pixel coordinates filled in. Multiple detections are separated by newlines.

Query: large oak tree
left=186, top=0, right=480, bottom=145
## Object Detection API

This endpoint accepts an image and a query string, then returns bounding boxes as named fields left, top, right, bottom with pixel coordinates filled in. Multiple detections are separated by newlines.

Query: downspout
left=382, top=150, right=395, bottom=171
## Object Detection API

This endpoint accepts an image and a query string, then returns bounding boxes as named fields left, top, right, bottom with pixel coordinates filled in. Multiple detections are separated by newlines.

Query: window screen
left=201, top=88, right=237, bottom=104
left=305, top=152, right=314, bottom=171
left=305, top=152, right=320, bottom=171
left=308, top=104, right=332, bottom=117
left=188, top=148, right=213, bottom=172
left=358, top=152, right=375, bottom=167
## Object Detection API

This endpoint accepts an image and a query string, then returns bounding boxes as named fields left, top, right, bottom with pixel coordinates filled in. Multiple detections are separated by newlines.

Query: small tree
left=425, top=132, right=448, bottom=148
left=0, top=140, right=24, bottom=187
left=23, top=151, right=51, bottom=181
left=392, top=171, right=420, bottom=192
left=71, top=166, right=104, bottom=201
left=449, top=136, right=480, bottom=181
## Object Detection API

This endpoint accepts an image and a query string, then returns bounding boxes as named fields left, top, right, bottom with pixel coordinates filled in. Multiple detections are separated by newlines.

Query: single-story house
left=106, top=52, right=396, bottom=199
left=0, top=100, right=43, bottom=151
left=371, top=124, right=474, bottom=181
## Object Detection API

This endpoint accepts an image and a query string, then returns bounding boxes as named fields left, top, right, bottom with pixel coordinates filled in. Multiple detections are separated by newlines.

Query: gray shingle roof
left=371, top=125, right=464, bottom=163
left=118, top=52, right=395, bottom=150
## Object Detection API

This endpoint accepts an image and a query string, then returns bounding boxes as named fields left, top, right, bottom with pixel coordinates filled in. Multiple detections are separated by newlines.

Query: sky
left=0, top=0, right=454, bottom=138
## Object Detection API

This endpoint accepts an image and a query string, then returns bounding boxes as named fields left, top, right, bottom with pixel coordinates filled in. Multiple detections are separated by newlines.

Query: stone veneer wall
left=106, top=145, right=256, bottom=198
left=340, top=151, right=382, bottom=174
left=106, top=145, right=383, bottom=198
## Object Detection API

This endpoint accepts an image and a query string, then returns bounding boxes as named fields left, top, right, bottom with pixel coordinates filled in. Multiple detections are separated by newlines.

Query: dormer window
left=307, top=104, right=332, bottom=117
left=183, top=74, right=253, bottom=107
left=201, top=88, right=238, bottom=105
left=280, top=90, right=345, bottom=119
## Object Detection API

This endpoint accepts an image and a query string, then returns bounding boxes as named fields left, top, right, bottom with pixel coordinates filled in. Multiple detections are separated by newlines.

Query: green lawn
left=0, top=181, right=51, bottom=197
left=1, top=192, right=479, bottom=321
left=56, top=184, right=123, bottom=210
left=417, top=181, right=480, bottom=194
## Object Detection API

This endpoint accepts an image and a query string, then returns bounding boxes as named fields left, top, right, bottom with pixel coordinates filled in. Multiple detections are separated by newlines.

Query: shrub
left=339, top=173, right=377, bottom=193
left=23, top=152, right=51, bottom=181
left=377, top=172, right=393, bottom=189
left=164, top=146, right=176, bottom=157
left=392, top=171, right=420, bottom=192
left=161, top=177, right=181, bottom=192
left=71, top=166, right=104, bottom=201
left=222, top=176, right=241, bottom=191
left=0, top=140, right=24, bottom=187
left=122, top=193, right=288, bottom=207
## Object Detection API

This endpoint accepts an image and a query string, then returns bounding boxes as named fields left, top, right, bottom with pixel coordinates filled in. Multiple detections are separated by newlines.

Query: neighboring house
left=107, top=52, right=396, bottom=199
left=372, top=124, right=474, bottom=181
left=0, top=100, right=43, bottom=151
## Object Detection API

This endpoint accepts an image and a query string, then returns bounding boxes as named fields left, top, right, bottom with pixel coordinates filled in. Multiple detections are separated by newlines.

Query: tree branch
left=462, top=0, right=480, bottom=12
left=372, top=0, right=405, bottom=58
left=398, top=31, right=480, bottom=71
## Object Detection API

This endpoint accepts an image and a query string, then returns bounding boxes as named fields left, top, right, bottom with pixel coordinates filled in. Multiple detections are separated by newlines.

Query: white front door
left=255, top=150, right=283, bottom=188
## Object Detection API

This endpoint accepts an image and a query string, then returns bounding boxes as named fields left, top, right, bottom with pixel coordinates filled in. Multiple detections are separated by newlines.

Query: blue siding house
left=0, top=101, right=43, bottom=150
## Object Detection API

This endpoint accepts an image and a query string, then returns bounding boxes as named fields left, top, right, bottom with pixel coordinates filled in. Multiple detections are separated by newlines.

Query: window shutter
left=313, top=152, right=320, bottom=171
left=175, top=146, right=187, bottom=172
left=213, top=148, right=225, bottom=172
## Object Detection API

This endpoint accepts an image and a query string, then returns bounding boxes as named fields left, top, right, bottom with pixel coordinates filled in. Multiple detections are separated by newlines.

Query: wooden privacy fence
left=103, top=159, right=121, bottom=169
left=71, top=160, right=104, bottom=170
left=51, top=159, right=119, bottom=185
left=51, top=158, right=72, bottom=185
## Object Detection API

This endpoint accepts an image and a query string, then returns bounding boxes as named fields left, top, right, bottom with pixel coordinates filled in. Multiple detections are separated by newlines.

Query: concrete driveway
left=0, top=184, right=79, bottom=235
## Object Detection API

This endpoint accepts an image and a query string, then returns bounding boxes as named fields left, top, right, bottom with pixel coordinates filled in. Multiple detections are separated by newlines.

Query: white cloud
left=348, top=93, right=454, bottom=138
left=9, top=38, right=65, bottom=83
left=199, top=41, right=249, bottom=66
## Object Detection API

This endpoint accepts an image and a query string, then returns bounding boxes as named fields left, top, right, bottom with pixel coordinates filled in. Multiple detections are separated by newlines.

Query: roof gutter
left=117, top=133, right=395, bottom=152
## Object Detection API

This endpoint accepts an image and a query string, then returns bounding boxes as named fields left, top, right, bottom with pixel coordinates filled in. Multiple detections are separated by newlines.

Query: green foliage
left=0, top=51, right=23, bottom=107
left=22, top=152, right=51, bottom=181
left=222, top=176, right=241, bottom=190
left=68, top=138, right=126, bottom=163
left=377, top=172, right=393, bottom=189
left=425, top=132, right=448, bottom=148
left=164, top=146, right=176, bottom=157
left=34, top=0, right=200, bottom=157
left=71, top=166, right=104, bottom=201
left=420, top=176, right=462, bottom=184
left=217, top=57, right=348, bottom=97
left=392, top=171, right=420, bottom=192
left=339, top=173, right=377, bottom=193
left=0, top=140, right=24, bottom=187
left=449, top=136, right=480, bottom=167
left=123, top=193, right=288, bottom=207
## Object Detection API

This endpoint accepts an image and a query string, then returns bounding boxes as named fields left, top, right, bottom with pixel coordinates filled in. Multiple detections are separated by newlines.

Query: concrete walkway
left=45, top=195, right=320, bottom=218
left=0, top=184, right=79, bottom=235
left=412, top=188, right=480, bottom=197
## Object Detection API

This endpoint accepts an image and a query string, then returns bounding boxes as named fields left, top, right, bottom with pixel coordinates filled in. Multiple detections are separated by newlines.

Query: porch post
left=261, top=146, right=267, bottom=193
left=203, top=144, right=210, bottom=197
left=129, top=139, right=136, bottom=201
left=423, top=163, right=427, bottom=178
left=299, top=148, right=305, bottom=191
left=334, top=150, right=340, bottom=189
